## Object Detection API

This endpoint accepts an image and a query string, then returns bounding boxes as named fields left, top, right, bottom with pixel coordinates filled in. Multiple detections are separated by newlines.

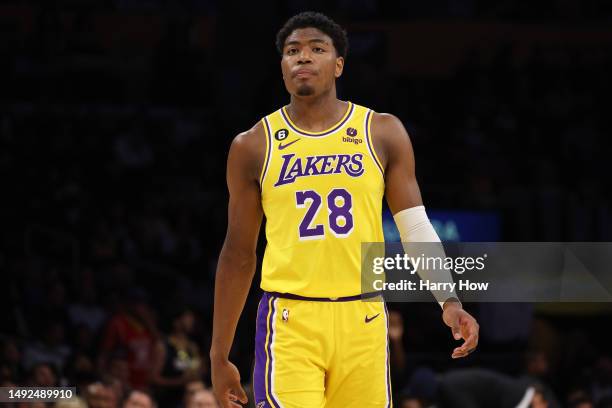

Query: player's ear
left=335, top=56, right=344, bottom=78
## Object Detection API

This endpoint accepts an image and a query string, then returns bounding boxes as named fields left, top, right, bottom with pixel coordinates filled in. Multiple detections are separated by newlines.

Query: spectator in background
left=98, top=288, right=159, bottom=390
left=152, top=306, right=203, bottom=407
left=84, top=381, right=119, bottom=408
left=520, top=350, right=561, bottom=408
left=27, top=362, right=58, bottom=387
left=17, top=402, right=45, bottom=408
left=185, top=389, right=218, bottom=408
left=183, top=379, right=206, bottom=406
left=54, top=396, right=88, bottom=408
left=123, top=389, right=156, bottom=408
left=65, top=353, right=97, bottom=394
left=104, top=352, right=130, bottom=403
left=68, top=273, right=107, bottom=334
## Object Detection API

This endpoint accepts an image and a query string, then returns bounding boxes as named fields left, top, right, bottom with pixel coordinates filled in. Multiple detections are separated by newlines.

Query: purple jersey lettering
left=274, top=153, right=364, bottom=186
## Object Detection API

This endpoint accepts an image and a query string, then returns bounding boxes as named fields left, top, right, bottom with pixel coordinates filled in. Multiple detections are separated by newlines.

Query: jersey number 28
left=295, top=188, right=353, bottom=240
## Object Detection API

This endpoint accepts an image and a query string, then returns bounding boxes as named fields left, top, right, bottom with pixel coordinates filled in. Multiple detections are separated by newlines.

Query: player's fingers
left=452, top=350, right=471, bottom=359
left=453, top=345, right=474, bottom=356
left=462, top=332, right=478, bottom=348
left=233, top=385, right=248, bottom=404
left=451, top=321, right=463, bottom=339
left=222, top=396, right=244, bottom=408
left=453, top=333, right=477, bottom=352
left=452, top=344, right=476, bottom=357
left=453, top=344, right=476, bottom=354
left=453, top=344, right=469, bottom=353
left=454, top=339, right=476, bottom=355
left=452, top=325, right=462, bottom=340
left=225, top=391, right=238, bottom=408
left=217, top=387, right=241, bottom=408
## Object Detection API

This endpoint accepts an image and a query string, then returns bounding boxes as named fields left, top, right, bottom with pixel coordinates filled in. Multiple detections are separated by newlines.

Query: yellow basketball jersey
left=259, top=101, right=385, bottom=297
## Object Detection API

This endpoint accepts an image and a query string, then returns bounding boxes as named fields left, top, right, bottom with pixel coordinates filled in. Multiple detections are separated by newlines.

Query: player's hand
left=442, top=303, right=479, bottom=359
left=211, top=358, right=248, bottom=408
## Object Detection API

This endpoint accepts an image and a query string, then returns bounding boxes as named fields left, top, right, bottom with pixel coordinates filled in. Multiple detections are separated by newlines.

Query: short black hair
left=276, top=11, right=348, bottom=59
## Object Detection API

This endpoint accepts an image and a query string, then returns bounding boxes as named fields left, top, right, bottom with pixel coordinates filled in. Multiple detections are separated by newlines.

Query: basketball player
left=210, top=12, right=479, bottom=408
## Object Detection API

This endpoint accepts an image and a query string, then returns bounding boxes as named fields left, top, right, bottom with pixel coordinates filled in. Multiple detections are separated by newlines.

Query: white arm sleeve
left=393, top=205, right=460, bottom=309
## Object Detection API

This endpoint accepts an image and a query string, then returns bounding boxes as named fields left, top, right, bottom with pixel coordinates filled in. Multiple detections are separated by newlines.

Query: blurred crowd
left=2, top=1, right=612, bottom=407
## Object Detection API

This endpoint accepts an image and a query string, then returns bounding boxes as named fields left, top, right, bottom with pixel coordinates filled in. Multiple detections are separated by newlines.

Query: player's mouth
left=293, top=69, right=316, bottom=79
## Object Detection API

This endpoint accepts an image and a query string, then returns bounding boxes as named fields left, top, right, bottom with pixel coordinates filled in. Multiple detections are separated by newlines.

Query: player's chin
left=296, top=84, right=315, bottom=96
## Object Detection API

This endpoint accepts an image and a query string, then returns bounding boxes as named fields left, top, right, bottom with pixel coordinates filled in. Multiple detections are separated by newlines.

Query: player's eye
left=286, top=48, right=298, bottom=55
left=313, top=47, right=324, bottom=53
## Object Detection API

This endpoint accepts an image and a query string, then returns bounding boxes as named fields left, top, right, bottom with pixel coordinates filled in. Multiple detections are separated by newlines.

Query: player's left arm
left=371, top=112, right=479, bottom=359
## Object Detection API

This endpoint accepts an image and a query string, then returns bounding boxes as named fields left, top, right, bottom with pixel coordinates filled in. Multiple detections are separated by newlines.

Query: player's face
left=280, top=28, right=344, bottom=98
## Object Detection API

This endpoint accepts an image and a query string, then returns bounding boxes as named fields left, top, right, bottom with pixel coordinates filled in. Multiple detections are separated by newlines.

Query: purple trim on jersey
left=281, top=103, right=354, bottom=137
left=384, top=304, right=392, bottom=408
left=266, top=298, right=280, bottom=408
left=365, top=110, right=384, bottom=176
left=253, top=295, right=269, bottom=405
left=260, top=117, right=273, bottom=187
left=253, top=293, right=280, bottom=408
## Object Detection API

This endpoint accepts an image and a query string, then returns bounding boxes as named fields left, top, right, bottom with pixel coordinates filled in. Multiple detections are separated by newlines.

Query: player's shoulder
left=370, top=112, right=411, bottom=145
left=231, top=106, right=283, bottom=154
left=350, top=102, right=405, bottom=136
left=228, top=120, right=267, bottom=179
left=232, top=120, right=266, bottom=151
left=367, top=112, right=413, bottom=168
left=370, top=112, right=406, bottom=134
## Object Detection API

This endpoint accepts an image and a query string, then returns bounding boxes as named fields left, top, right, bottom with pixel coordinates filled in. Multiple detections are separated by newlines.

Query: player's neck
left=286, top=91, right=347, bottom=133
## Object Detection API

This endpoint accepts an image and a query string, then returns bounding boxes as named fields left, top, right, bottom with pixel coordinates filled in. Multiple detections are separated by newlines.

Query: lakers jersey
left=259, top=101, right=385, bottom=298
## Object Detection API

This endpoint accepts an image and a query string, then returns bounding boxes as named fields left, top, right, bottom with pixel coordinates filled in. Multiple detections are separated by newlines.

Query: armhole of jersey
left=365, top=109, right=385, bottom=177
left=259, top=117, right=273, bottom=188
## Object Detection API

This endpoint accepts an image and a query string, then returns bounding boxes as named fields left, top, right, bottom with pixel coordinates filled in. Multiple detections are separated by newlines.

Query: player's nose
left=297, top=49, right=313, bottom=64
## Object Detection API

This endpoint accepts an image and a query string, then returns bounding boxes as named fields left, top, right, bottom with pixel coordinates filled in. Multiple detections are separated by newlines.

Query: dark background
left=1, top=0, right=612, bottom=407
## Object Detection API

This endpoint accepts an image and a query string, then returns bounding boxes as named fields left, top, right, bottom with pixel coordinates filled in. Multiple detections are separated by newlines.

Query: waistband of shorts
left=264, top=291, right=383, bottom=302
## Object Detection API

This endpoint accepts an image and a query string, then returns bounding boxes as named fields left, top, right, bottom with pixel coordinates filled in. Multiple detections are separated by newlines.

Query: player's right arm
left=210, top=122, right=266, bottom=408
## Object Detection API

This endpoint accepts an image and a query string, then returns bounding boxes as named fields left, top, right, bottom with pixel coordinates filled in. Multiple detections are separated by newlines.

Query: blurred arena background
left=1, top=1, right=612, bottom=407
